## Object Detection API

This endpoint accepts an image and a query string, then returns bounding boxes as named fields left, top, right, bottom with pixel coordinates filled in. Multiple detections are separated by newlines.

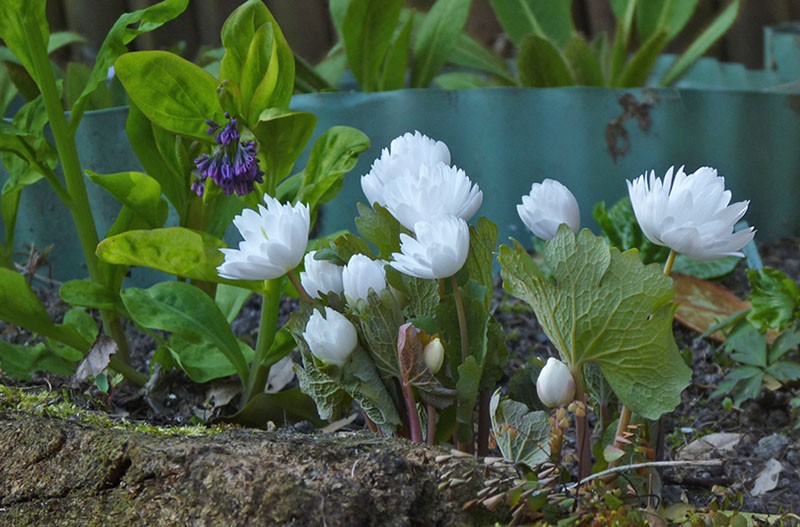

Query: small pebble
left=754, top=434, right=790, bottom=459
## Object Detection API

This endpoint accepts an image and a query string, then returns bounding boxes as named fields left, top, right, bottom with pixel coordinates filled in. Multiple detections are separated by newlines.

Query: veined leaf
left=489, top=0, right=574, bottom=47
left=342, top=0, right=402, bottom=91
left=499, top=226, right=690, bottom=419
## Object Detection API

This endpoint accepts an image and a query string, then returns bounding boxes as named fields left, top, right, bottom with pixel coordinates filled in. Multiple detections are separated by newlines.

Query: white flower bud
left=423, top=337, right=445, bottom=374
left=536, top=357, right=576, bottom=408
left=300, top=251, right=344, bottom=299
left=341, top=254, right=388, bottom=307
left=303, top=307, right=358, bottom=367
left=517, top=179, right=580, bottom=240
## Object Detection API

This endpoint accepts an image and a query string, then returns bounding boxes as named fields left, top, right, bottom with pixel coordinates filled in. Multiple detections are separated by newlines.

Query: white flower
left=303, top=307, right=358, bottom=367
left=382, top=163, right=483, bottom=232
left=300, top=251, right=344, bottom=300
left=517, top=179, right=580, bottom=240
left=361, top=131, right=451, bottom=208
left=536, top=357, right=576, bottom=408
left=341, top=254, right=388, bottom=306
left=423, top=337, right=445, bottom=374
left=390, top=216, right=470, bottom=279
left=627, top=166, right=756, bottom=261
left=217, top=195, right=310, bottom=280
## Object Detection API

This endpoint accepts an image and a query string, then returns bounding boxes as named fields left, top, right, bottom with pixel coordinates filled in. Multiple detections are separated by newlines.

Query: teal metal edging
left=291, top=86, right=800, bottom=246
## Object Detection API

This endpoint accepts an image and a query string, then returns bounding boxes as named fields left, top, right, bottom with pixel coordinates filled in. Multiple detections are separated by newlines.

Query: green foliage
left=489, top=0, right=741, bottom=87
left=712, top=321, right=800, bottom=407
left=593, top=196, right=740, bottom=279
left=341, top=0, right=403, bottom=92
left=489, top=389, right=550, bottom=469
left=122, top=281, right=249, bottom=384
left=500, top=226, right=691, bottom=419
left=747, top=268, right=800, bottom=332
left=410, top=0, right=472, bottom=88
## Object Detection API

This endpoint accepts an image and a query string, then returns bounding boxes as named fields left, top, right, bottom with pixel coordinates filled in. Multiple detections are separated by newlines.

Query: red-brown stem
left=402, top=379, right=423, bottom=443
left=426, top=404, right=437, bottom=445
left=573, top=369, right=592, bottom=481
left=286, top=269, right=314, bottom=304
left=477, top=389, right=491, bottom=457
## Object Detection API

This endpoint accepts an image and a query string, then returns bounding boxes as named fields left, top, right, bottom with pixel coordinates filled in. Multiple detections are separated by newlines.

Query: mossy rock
left=0, top=385, right=510, bottom=526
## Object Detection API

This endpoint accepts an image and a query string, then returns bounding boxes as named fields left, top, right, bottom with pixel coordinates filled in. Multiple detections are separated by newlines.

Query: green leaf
left=380, top=11, right=413, bottom=91
left=295, top=126, right=370, bottom=211
left=0, top=1, right=49, bottom=85
left=47, top=31, right=85, bottom=54
left=433, top=72, right=495, bottom=90
left=86, top=171, right=168, bottom=229
left=224, top=388, right=324, bottom=428
left=593, top=197, right=669, bottom=264
left=517, top=34, right=575, bottom=87
left=399, top=274, right=440, bottom=321
left=455, top=356, right=482, bottom=443
left=166, top=335, right=254, bottom=383
left=0, top=268, right=90, bottom=351
left=59, top=280, right=119, bottom=311
left=125, top=102, right=188, bottom=216
left=358, top=289, right=406, bottom=381
left=672, top=255, right=739, bottom=280
left=747, top=268, right=800, bottom=332
left=463, top=217, right=498, bottom=308
left=768, top=330, right=800, bottom=364
left=660, top=0, right=740, bottom=86
left=563, top=33, right=605, bottom=86
left=65, top=62, right=111, bottom=111
left=96, top=227, right=262, bottom=290
left=609, top=0, right=637, bottom=81
left=215, top=284, right=253, bottom=324
left=489, top=0, right=575, bottom=47
left=250, top=109, right=317, bottom=189
left=447, top=33, right=516, bottom=85
left=341, top=0, right=403, bottom=91
left=0, top=341, right=75, bottom=380
left=219, top=0, right=295, bottom=114
left=69, top=0, right=189, bottom=124
left=489, top=390, right=551, bottom=468
left=293, top=361, right=351, bottom=421
left=410, top=0, right=472, bottom=89
left=500, top=226, right=690, bottom=419
left=614, top=29, right=668, bottom=87
left=115, top=51, right=223, bottom=140
left=122, top=281, right=249, bottom=383
left=354, top=203, right=405, bottom=259
left=342, top=347, right=402, bottom=430
left=637, top=0, right=698, bottom=41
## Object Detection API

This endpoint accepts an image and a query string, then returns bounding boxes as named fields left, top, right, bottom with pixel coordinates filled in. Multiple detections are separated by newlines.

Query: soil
left=2, top=236, right=800, bottom=523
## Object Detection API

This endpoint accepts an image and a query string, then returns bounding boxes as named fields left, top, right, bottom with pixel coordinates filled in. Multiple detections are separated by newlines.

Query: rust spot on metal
left=605, top=92, right=657, bottom=163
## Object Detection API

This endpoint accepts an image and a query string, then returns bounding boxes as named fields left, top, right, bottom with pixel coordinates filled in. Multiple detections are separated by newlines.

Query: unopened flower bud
left=303, top=307, right=358, bottom=367
left=423, top=337, right=445, bottom=374
left=536, top=358, right=576, bottom=408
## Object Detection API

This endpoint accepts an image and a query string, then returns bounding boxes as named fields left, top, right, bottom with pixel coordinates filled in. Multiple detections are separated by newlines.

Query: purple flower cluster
left=192, top=113, right=263, bottom=197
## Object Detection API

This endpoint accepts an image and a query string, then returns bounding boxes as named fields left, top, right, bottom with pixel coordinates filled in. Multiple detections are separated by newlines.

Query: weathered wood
left=0, top=403, right=509, bottom=526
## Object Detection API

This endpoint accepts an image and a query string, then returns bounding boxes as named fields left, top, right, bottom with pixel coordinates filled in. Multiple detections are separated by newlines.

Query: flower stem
left=287, top=269, right=313, bottom=304
left=451, top=275, right=469, bottom=364
left=402, top=377, right=423, bottom=442
left=426, top=404, right=437, bottom=445
left=241, top=279, right=281, bottom=405
left=663, top=249, right=677, bottom=277
left=451, top=275, right=473, bottom=453
left=572, top=366, right=592, bottom=481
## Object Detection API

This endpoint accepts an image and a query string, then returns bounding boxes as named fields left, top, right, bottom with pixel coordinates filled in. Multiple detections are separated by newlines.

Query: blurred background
left=46, top=0, right=800, bottom=72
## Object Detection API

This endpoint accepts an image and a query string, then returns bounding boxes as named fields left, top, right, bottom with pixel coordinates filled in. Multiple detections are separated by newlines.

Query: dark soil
left=2, top=237, right=800, bottom=519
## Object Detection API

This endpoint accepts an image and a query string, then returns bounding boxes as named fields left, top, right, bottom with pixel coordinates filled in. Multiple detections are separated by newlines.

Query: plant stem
left=25, top=14, right=134, bottom=369
left=572, top=367, right=592, bottom=481
left=242, top=279, right=281, bottom=404
left=451, top=275, right=473, bottom=453
left=401, top=377, right=422, bottom=443
left=287, top=269, right=313, bottom=304
left=108, top=356, right=147, bottom=386
left=477, top=389, right=491, bottom=456
left=426, top=404, right=437, bottom=445
left=450, top=275, right=469, bottom=363
left=25, top=14, right=100, bottom=282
